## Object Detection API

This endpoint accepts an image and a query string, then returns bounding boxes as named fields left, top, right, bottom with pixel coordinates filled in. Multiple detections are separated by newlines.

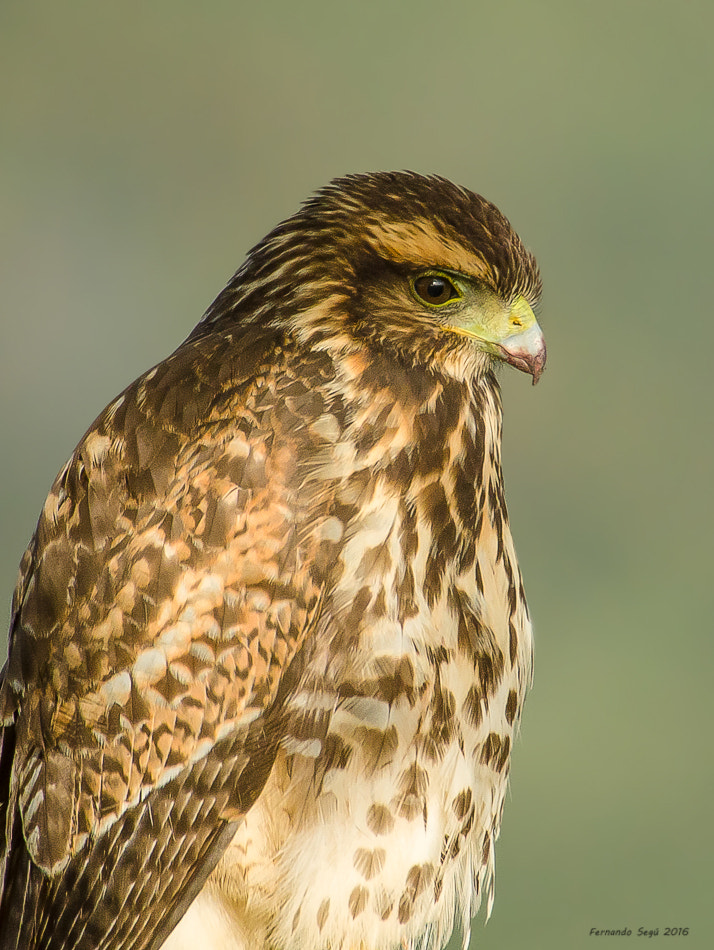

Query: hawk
left=0, top=172, right=545, bottom=950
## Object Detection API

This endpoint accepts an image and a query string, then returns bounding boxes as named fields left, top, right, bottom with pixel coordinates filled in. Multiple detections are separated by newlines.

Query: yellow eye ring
left=412, top=273, right=461, bottom=307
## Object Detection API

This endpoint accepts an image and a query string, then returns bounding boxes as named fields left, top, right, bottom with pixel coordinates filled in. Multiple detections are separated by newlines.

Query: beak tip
left=498, top=330, right=547, bottom=385
left=530, top=343, right=547, bottom=384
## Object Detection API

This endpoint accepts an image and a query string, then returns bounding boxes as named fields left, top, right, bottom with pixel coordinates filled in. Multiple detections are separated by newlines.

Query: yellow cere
left=446, top=289, right=537, bottom=346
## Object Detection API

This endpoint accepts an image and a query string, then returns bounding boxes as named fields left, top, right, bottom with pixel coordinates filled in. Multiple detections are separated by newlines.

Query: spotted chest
left=241, top=658, right=523, bottom=950
left=193, top=374, right=533, bottom=950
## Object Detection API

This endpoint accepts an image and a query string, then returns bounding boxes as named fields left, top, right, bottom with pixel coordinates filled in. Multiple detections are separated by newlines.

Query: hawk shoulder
left=0, top=328, right=340, bottom=948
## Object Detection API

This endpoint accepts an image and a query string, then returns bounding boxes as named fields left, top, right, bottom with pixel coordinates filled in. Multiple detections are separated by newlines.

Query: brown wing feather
left=0, top=327, right=338, bottom=949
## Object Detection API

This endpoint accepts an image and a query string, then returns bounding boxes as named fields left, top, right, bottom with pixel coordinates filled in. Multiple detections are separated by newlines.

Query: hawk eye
left=413, top=274, right=460, bottom=306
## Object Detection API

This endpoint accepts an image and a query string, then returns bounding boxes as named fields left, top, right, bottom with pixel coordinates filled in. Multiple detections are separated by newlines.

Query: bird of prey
left=0, top=172, right=545, bottom=950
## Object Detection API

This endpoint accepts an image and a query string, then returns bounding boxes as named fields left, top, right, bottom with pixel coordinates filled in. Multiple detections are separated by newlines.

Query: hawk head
left=197, top=171, right=545, bottom=383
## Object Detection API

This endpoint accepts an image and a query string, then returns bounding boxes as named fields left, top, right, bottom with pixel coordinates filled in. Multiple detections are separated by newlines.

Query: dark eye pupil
left=414, top=274, right=456, bottom=305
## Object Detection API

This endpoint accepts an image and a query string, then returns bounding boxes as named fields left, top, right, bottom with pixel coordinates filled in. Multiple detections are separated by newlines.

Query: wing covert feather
left=0, top=330, right=340, bottom=948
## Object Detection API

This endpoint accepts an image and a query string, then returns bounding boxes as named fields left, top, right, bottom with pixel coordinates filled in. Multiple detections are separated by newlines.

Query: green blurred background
left=1, top=2, right=712, bottom=947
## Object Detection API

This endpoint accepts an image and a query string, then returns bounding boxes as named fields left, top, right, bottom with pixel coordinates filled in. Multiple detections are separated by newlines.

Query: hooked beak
left=496, top=323, right=547, bottom=385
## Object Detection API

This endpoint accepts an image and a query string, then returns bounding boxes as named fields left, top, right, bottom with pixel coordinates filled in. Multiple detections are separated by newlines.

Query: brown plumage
left=0, top=172, right=544, bottom=950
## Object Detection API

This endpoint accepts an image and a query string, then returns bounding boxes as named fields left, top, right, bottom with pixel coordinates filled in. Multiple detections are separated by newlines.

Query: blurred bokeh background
left=1, top=2, right=712, bottom=947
